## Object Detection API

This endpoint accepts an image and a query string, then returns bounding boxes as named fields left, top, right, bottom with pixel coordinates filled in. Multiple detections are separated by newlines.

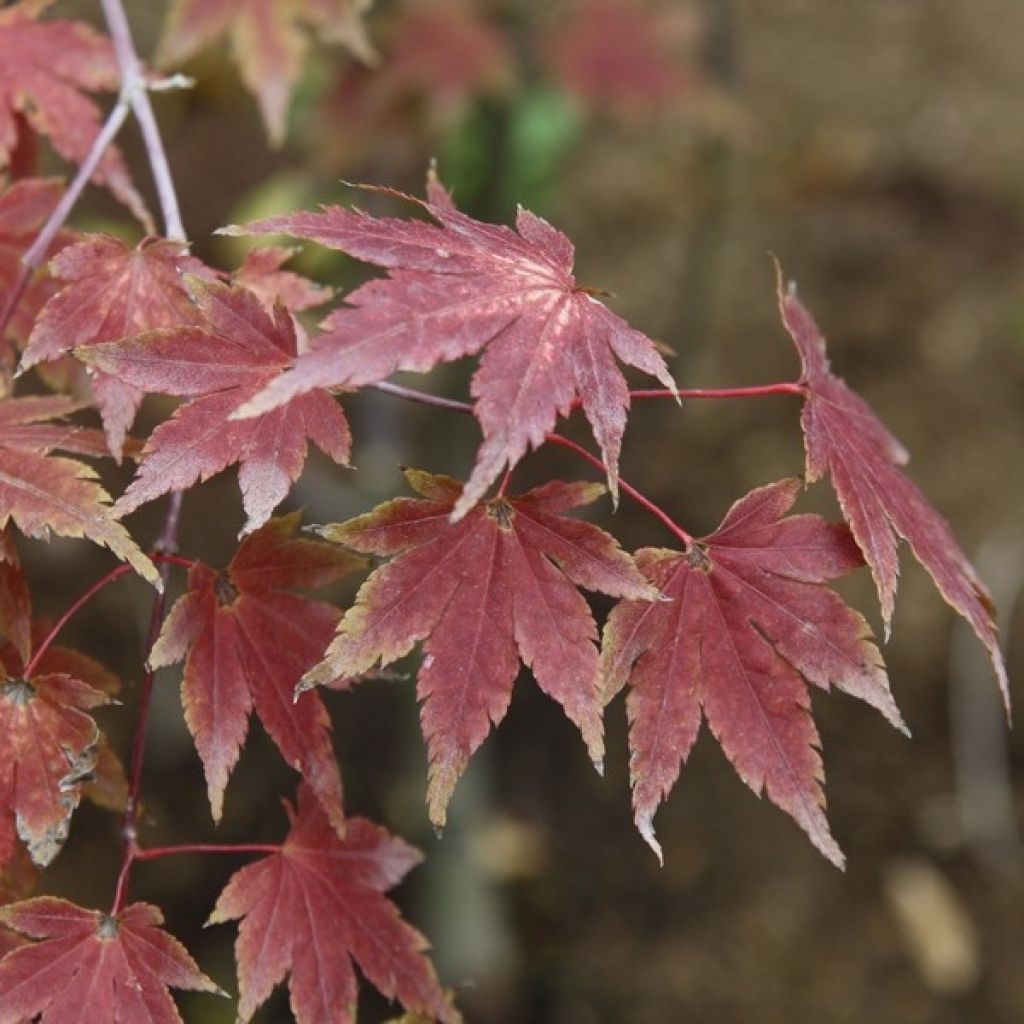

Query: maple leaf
left=0, top=1, right=149, bottom=223
left=0, top=543, right=129, bottom=860
left=0, top=396, right=158, bottom=588
left=775, top=263, right=1010, bottom=710
left=225, top=178, right=678, bottom=519
left=20, top=234, right=215, bottom=459
left=148, top=512, right=363, bottom=826
left=302, top=468, right=658, bottom=827
left=0, top=660, right=112, bottom=867
left=544, top=0, right=691, bottom=113
left=208, top=784, right=459, bottom=1024
left=232, top=245, right=333, bottom=315
left=601, top=478, right=904, bottom=866
left=78, top=278, right=352, bottom=534
left=157, top=0, right=375, bottom=146
left=0, top=897, right=221, bottom=1023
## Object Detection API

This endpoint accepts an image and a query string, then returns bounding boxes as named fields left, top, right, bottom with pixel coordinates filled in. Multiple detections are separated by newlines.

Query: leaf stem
left=0, top=96, right=132, bottom=340
left=543, top=433, right=694, bottom=548
left=372, top=381, right=695, bottom=547
left=626, top=382, right=806, bottom=401
left=99, top=0, right=186, bottom=241
left=134, top=842, right=280, bottom=862
left=112, top=491, right=184, bottom=915
left=22, top=564, right=134, bottom=679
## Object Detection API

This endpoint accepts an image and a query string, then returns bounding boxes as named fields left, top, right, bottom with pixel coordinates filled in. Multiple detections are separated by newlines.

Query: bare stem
left=626, top=382, right=806, bottom=401
left=99, top=0, right=186, bottom=241
left=373, top=381, right=695, bottom=547
left=111, top=491, right=184, bottom=915
left=134, top=842, right=281, bottom=861
left=0, top=97, right=131, bottom=339
left=23, top=565, right=133, bottom=679
left=543, top=433, right=694, bottom=548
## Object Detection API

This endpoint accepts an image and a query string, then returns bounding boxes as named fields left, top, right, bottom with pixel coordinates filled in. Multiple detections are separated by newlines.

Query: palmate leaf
left=0, top=1, right=148, bottom=223
left=78, top=278, right=351, bottom=534
left=209, top=785, right=458, bottom=1024
left=21, top=235, right=215, bottom=459
left=0, top=898, right=221, bottom=1024
left=775, top=263, right=1010, bottom=709
left=224, top=176, right=678, bottom=519
left=601, top=479, right=903, bottom=866
left=157, top=0, right=375, bottom=145
left=304, top=469, right=657, bottom=827
left=148, top=513, right=363, bottom=827
left=0, top=396, right=158, bottom=587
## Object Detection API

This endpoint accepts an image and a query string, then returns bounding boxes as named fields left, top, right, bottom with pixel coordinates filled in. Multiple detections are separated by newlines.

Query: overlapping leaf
left=304, top=469, right=657, bottom=826
left=0, top=396, right=158, bottom=586
left=158, top=0, right=375, bottom=145
left=22, top=235, right=214, bottom=458
left=0, top=898, right=220, bottom=1023
left=148, top=513, right=363, bottom=826
left=225, top=178, right=678, bottom=518
left=232, top=245, right=332, bottom=315
left=0, top=1, right=148, bottom=223
left=601, top=479, right=902, bottom=866
left=776, top=264, right=1009, bottom=709
left=78, top=278, right=351, bottom=533
left=209, top=784, right=458, bottom=1024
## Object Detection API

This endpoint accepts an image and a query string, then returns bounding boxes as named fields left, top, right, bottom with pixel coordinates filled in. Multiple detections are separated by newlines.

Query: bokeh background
left=22, top=0, right=1024, bottom=1021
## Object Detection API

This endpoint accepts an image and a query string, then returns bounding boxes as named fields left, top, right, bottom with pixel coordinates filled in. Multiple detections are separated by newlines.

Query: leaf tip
left=636, top=815, right=664, bottom=866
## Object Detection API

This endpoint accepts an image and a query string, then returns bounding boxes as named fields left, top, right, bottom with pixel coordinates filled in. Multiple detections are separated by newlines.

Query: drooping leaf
left=0, top=665, right=111, bottom=867
left=0, top=396, right=158, bottom=587
left=304, top=469, right=657, bottom=827
left=0, top=531, right=31, bottom=669
left=21, top=235, right=215, bottom=459
left=224, top=177, right=678, bottom=518
left=775, top=263, right=1010, bottom=710
left=208, top=784, right=458, bottom=1024
left=148, top=512, right=364, bottom=826
left=0, top=1, right=149, bottom=223
left=78, top=278, right=352, bottom=534
left=0, top=897, right=221, bottom=1023
left=0, top=606, right=129, bottom=823
left=601, top=478, right=903, bottom=866
left=157, top=0, right=375, bottom=145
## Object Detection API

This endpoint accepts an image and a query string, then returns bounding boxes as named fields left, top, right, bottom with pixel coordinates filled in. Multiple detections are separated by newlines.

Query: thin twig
left=373, top=380, right=695, bottom=547
left=134, top=842, right=281, bottom=861
left=99, top=0, right=186, bottom=242
left=0, top=97, right=132, bottom=339
left=112, top=491, right=184, bottom=915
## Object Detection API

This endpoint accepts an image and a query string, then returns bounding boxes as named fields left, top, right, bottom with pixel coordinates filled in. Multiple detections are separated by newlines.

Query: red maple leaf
left=231, top=245, right=333, bottom=315
left=157, top=0, right=375, bottom=145
left=544, top=0, right=692, bottom=113
left=78, top=278, right=352, bottom=534
left=0, top=897, right=221, bottom=1023
left=302, top=469, right=658, bottom=827
left=601, top=478, right=903, bottom=866
left=0, top=178, right=76, bottom=377
left=226, top=178, right=678, bottom=519
left=21, top=235, right=214, bottom=459
left=775, top=264, right=1010, bottom=709
left=0, top=395, right=158, bottom=587
left=148, top=512, right=363, bottom=826
left=0, top=1, right=149, bottom=223
left=208, top=784, right=458, bottom=1024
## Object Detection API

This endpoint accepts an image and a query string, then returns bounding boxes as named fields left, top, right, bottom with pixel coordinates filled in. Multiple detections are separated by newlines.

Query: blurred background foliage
left=21, top=0, right=1024, bottom=1021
